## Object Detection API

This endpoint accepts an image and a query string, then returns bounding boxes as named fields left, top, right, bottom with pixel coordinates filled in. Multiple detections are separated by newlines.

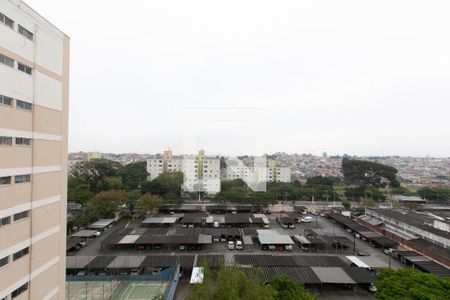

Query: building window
left=0, top=136, right=13, bottom=146
left=15, top=137, right=31, bottom=146
left=0, top=216, right=11, bottom=227
left=12, top=248, right=29, bottom=261
left=0, top=53, right=14, bottom=67
left=11, top=283, right=28, bottom=298
left=0, top=94, right=13, bottom=107
left=13, top=211, right=28, bottom=221
left=0, top=176, right=11, bottom=185
left=17, top=25, right=33, bottom=41
left=0, top=256, right=8, bottom=268
left=14, top=175, right=31, bottom=184
left=16, top=100, right=32, bottom=111
left=0, top=12, right=14, bottom=29
left=18, top=62, right=32, bottom=75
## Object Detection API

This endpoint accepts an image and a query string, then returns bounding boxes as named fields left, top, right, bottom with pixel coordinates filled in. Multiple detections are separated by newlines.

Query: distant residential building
left=87, top=151, right=101, bottom=160
left=146, top=150, right=220, bottom=195
left=226, top=159, right=291, bottom=183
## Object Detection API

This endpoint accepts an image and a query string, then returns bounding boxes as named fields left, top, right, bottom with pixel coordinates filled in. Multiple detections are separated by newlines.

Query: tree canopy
left=186, top=264, right=316, bottom=300
left=375, top=268, right=450, bottom=300
left=342, top=159, right=399, bottom=188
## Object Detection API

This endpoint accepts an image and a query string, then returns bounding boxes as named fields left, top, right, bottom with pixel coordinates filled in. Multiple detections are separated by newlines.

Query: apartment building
left=226, top=159, right=291, bottom=183
left=0, top=1, right=69, bottom=299
left=146, top=150, right=220, bottom=194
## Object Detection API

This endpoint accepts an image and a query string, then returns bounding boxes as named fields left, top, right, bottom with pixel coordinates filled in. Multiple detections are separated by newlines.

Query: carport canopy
left=311, top=267, right=356, bottom=284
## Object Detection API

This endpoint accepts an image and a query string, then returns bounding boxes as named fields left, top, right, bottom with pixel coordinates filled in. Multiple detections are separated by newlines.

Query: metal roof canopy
left=66, top=256, right=95, bottom=269
left=258, top=234, right=294, bottom=245
left=190, top=267, right=204, bottom=284
left=88, top=219, right=115, bottom=229
left=142, top=217, right=178, bottom=224
left=72, top=230, right=99, bottom=238
left=107, top=256, right=145, bottom=269
left=118, top=235, right=141, bottom=244
left=311, top=267, right=356, bottom=284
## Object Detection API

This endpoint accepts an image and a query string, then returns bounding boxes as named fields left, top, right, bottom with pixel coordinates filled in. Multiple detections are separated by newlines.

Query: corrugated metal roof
left=311, top=267, right=356, bottom=284
left=107, top=256, right=145, bottom=269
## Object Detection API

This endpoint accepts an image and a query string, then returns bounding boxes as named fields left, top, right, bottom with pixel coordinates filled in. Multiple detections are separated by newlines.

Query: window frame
left=0, top=94, right=13, bottom=107
left=0, top=216, right=11, bottom=227
left=17, top=24, right=33, bottom=41
left=0, top=256, right=9, bottom=268
left=14, top=174, right=31, bottom=184
left=0, top=136, right=13, bottom=146
left=0, top=176, right=11, bottom=185
left=13, top=211, right=29, bottom=222
left=0, top=53, right=14, bottom=68
left=16, top=100, right=33, bottom=111
left=12, top=247, right=29, bottom=261
left=11, top=282, right=28, bottom=298
left=0, top=12, right=14, bottom=29
left=17, top=62, right=32, bottom=75
left=15, top=137, right=31, bottom=146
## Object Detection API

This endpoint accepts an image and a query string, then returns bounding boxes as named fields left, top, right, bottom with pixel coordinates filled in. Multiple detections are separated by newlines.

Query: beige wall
left=0, top=1, right=69, bottom=298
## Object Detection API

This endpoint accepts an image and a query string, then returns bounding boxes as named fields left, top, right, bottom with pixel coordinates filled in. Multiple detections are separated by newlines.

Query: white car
left=285, top=245, right=293, bottom=251
left=235, top=240, right=244, bottom=250
left=301, top=217, right=312, bottom=223
left=228, top=241, right=235, bottom=250
left=368, top=283, right=377, bottom=293
left=94, top=231, right=101, bottom=237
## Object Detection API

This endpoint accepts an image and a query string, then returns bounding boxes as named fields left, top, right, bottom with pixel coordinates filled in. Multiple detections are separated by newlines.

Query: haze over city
left=25, top=0, right=450, bottom=157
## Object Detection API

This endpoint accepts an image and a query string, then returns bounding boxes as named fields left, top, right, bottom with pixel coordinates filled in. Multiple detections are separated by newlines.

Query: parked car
left=261, top=245, right=268, bottom=251
left=268, top=245, right=276, bottom=251
left=368, top=283, right=377, bottom=293
left=285, top=245, right=293, bottom=251
left=383, top=248, right=395, bottom=255
left=277, top=245, right=285, bottom=251
left=79, top=241, right=87, bottom=247
left=263, top=224, right=270, bottom=228
left=130, top=269, right=140, bottom=276
left=301, top=217, right=312, bottom=223
left=288, top=224, right=295, bottom=229
left=300, top=245, right=310, bottom=252
left=235, top=240, right=244, bottom=250
left=213, top=236, right=220, bottom=243
left=94, top=231, right=101, bottom=237
left=357, top=251, right=370, bottom=256
left=228, top=241, right=235, bottom=250
left=220, top=236, right=227, bottom=242
left=179, top=245, right=186, bottom=250
left=152, top=267, right=162, bottom=274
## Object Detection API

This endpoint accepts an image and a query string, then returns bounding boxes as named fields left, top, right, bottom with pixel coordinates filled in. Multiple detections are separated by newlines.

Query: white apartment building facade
left=226, top=159, right=291, bottom=183
left=0, top=1, right=69, bottom=299
left=146, top=150, right=220, bottom=194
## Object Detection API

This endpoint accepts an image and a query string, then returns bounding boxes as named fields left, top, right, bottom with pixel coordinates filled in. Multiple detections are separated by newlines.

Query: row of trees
left=68, top=159, right=183, bottom=229
left=185, top=265, right=450, bottom=300
left=186, top=264, right=316, bottom=300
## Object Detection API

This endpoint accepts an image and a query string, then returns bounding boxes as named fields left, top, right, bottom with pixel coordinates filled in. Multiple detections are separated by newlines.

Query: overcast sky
left=26, top=0, right=450, bottom=157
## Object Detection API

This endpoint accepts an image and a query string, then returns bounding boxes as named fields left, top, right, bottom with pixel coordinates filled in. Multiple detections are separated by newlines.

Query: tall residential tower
left=0, top=0, right=69, bottom=299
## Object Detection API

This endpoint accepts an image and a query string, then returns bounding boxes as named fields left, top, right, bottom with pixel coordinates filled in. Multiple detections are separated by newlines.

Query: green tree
left=342, top=200, right=351, bottom=210
left=270, top=275, right=316, bottom=300
left=154, top=171, right=184, bottom=196
left=342, top=159, right=400, bottom=188
left=119, top=161, right=148, bottom=191
left=135, top=193, right=161, bottom=218
left=375, top=268, right=450, bottom=300
left=71, top=159, right=122, bottom=192
left=88, top=190, right=127, bottom=219
left=68, top=176, right=94, bottom=205
left=96, top=176, right=123, bottom=191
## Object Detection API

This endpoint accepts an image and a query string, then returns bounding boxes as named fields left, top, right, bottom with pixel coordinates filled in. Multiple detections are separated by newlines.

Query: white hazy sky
left=26, top=0, right=450, bottom=157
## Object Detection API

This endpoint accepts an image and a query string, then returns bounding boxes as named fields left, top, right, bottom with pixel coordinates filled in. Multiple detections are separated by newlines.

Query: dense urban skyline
left=25, top=0, right=450, bottom=157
